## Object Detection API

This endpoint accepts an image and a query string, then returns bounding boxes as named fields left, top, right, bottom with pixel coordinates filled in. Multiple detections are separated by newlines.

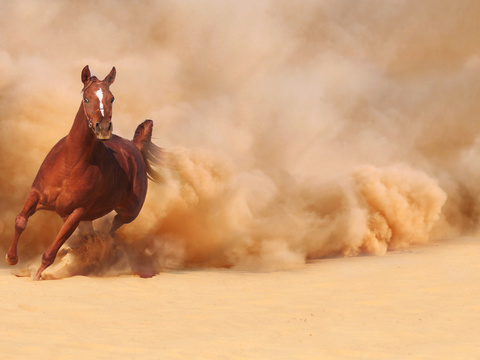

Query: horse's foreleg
left=34, top=208, right=85, bottom=281
left=6, top=191, right=40, bottom=266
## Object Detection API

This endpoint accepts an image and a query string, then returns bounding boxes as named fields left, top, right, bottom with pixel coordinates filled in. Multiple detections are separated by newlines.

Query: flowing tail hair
left=132, top=119, right=165, bottom=184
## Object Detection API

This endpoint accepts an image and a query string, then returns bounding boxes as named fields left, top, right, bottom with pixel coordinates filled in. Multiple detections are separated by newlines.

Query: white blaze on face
left=95, top=88, right=105, bottom=116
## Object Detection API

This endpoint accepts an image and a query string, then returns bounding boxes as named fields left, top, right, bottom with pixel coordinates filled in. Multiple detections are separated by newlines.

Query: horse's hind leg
left=110, top=181, right=146, bottom=234
left=109, top=211, right=138, bottom=234
left=110, top=209, right=157, bottom=278
left=6, top=190, right=40, bottom=265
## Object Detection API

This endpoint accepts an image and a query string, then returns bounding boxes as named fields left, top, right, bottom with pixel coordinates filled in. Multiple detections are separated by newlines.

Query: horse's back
left=104, top=135, right=147, bottom=180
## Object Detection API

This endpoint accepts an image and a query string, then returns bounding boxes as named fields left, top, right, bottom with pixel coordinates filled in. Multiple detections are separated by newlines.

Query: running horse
left=5, top=66, right=162, bottom=280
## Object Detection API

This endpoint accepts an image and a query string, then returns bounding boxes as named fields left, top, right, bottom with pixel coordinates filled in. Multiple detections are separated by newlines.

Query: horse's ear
left=104, top=67, right=116, bottom=86
left=81, top=65, right=91, bottom=85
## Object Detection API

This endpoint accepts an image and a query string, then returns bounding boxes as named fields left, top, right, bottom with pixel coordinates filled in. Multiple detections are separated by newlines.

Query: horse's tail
left=132, top=119, right=165, bottom=184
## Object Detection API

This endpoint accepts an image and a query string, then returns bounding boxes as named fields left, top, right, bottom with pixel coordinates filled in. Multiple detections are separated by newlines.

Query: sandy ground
left=0, top=238, right=479, bottom=360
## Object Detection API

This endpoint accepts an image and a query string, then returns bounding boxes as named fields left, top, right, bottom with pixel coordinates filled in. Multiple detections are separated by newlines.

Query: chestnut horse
left=5, top=66, right=162, bottom=280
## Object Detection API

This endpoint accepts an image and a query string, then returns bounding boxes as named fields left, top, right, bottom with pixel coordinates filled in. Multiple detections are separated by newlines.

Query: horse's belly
left=82, top=208, right=115, bottom=221
left=53, top=193, right=119, bottom=221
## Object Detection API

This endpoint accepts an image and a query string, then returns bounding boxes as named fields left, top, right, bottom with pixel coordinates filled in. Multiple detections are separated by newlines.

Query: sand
left=0, top=237, right=479, bottom=360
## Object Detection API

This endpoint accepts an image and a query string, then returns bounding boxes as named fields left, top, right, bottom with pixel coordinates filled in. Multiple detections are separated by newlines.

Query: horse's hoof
left=33, top=270, right=44, bottom=281
left=5, top=253, right=18, bottom=266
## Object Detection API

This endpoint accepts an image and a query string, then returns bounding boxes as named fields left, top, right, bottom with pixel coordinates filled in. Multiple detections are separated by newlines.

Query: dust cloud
left=1, top=1, right=479, bottom=276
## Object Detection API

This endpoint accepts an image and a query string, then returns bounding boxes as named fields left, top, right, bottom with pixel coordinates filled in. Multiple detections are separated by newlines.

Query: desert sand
left=1, top=237, right=478, bottom=360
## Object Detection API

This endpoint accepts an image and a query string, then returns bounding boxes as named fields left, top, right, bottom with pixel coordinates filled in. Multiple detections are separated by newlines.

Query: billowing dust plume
left=1, top=1, right=479, bottom=277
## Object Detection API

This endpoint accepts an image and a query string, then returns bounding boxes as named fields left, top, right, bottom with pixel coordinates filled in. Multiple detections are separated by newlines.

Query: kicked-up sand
left=0, top=237, right=478, bottom=360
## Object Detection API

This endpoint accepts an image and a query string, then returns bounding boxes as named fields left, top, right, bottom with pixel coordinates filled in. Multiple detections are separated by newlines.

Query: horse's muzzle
left=95, top=121, right=112, bottom=141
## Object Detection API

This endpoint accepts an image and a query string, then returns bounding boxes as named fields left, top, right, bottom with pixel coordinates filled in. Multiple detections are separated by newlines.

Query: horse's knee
left=15, top=215, right=28, bottom=233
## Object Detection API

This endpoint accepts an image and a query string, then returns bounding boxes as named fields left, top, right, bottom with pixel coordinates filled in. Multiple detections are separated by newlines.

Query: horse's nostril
left=108, top=122, right=112, bottom=131
left=95, top=122, right=100, bottom=131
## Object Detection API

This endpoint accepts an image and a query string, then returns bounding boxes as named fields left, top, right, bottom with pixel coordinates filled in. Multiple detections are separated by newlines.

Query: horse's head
left=81, top=65, right=116, bottom=141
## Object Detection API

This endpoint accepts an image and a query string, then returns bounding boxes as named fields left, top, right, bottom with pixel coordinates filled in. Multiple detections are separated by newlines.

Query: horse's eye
left=111, top=97, right=115, bottom=103
left=84, top=97, right=89, bottom=103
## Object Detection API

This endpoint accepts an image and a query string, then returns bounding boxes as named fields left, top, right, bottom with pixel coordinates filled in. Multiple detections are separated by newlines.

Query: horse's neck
left=64, top=103, right=97, bottom=167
